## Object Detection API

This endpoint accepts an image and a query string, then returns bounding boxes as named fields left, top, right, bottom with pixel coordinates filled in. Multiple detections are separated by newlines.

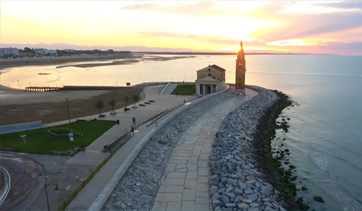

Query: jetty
left=24, top=85, right=128, bottom=92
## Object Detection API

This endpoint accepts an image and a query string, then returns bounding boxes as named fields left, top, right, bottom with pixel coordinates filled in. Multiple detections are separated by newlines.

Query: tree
left=124, top=96, right=129, bottom=108
left=95, top=100, right=105, bottom=115
left=108, top=100, right=116, bottom=113
left=132, top=94, right=140, bottom=107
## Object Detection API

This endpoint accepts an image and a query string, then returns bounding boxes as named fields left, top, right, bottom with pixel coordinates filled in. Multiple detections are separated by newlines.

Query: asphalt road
left=0, top=152, right=45, bottom=211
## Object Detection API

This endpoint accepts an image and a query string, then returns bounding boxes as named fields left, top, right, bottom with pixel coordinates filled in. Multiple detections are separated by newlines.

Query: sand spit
left=0, top=55, right=194, bottom=70
left=55, top=55, right=194, bottom=69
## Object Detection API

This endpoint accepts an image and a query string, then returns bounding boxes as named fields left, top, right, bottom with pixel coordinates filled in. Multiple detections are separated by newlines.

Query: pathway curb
left=0, top=166, right=11, bottom=205
left=87, top=89, right=227, bottom=211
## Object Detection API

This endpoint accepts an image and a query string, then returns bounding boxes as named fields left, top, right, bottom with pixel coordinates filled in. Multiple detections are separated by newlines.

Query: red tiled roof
left=210, top=64, right=226, bottom=72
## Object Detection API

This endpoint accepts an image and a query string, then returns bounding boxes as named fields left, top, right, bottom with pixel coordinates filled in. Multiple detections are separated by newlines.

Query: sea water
left=1, top=54, right=362, bottom=210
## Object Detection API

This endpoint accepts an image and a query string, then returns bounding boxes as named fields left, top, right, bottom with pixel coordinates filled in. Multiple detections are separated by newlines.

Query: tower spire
left=235, top=40, right=246, bottom=91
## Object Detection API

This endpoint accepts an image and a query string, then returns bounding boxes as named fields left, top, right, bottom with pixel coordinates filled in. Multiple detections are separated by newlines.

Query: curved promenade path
left=152, top=88, right=258, bottom=211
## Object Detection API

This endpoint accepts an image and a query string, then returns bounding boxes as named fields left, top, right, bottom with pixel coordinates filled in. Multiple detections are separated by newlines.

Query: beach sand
left=0, top=55, right=137, bottom=70
left=0, top=54, right=193, bottom=70
left=0, top=54, right=192, bottom=126
left=0, top=85, right=142, bottom=126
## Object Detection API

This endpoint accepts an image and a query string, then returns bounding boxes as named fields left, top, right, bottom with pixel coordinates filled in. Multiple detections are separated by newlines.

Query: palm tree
left=124, top=95, right=129, bottom=108
left=95, top=100, right=105, bottom=115
left=108, top=100, right=116, bottom=113
left=132, top=94, right=140, bottom=107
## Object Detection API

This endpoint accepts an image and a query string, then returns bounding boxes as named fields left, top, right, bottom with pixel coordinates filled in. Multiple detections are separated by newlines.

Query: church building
left=195, top=41, right=246, bottom=96
left=195, top=64, right=226, bottom=96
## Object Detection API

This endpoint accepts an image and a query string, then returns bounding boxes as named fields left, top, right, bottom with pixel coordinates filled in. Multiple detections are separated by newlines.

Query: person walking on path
left=132, top=117, right=136, bottom=125
left=131, top=126, right=135, bottom=135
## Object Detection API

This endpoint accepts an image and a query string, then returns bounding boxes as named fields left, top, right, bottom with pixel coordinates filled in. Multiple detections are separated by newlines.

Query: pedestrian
left=133, top=117, right=136, bottom=125
left=131, top=126, right=135, bottom=135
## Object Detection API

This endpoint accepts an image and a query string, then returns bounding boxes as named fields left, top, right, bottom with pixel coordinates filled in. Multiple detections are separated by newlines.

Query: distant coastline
left=0, top=54, right=194, bottom=70
left=133, top=52, right=330, bottom=56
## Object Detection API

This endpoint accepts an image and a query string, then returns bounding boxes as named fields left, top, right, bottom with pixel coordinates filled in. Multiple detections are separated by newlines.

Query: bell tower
left=235, top=41, right=246, bottom=91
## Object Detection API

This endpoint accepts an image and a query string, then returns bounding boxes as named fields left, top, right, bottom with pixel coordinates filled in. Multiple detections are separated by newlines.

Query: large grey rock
left=211, top=185, right=218, bottom=195
left=238, top=203, right=249, bottom=210
left=224, top=203, right=236, bottom=208
left=250, top=203, right=259, bottom=208
left=208, top=87, right=286, bottom=211
left=212, top=199, right=222, bottom=207
left=225, top=192, right=236, bottom=199
left=221, top=195, right=230, bottom=204
left=244, top=188, right=253, bottom=194
left=247, top=193, right=258, bottom=202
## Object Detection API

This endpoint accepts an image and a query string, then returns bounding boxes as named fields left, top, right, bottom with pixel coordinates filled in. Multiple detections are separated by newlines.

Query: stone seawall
left=209, top=86, right=300, bottom=211
left=102, top=91, right=235, bottom=211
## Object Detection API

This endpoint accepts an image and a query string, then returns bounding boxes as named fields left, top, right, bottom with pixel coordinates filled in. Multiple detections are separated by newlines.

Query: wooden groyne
left=25, top=87, right=62, bottom=92
left=24, top=85, right=128, bottom=92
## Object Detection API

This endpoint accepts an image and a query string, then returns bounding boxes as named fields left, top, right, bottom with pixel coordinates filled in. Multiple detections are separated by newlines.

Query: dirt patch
left=0, top=87, right=142, bottom=126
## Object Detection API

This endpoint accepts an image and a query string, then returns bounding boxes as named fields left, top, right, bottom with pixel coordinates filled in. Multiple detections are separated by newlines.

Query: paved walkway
left=161, top=83, right=178, bottom=95
left=60, top=86, right=195, bottom=166
left=65, top=92, right=201, bottom=211
left=152, top=89, right=258, bottom=211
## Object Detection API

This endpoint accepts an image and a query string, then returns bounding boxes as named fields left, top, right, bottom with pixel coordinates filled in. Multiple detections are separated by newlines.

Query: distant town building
left=195, top=64, right=226, bottom=96
left=33, top=48, right=57, bottom=56
left=64, top=49, right=75, bottom=53
left=235, top=41, right=246, bottom=92
left=0, top=47, right=20, bottom=57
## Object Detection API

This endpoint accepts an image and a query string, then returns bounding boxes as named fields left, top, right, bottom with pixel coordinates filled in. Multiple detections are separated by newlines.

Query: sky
left=1, top=0, right=362, bottom=55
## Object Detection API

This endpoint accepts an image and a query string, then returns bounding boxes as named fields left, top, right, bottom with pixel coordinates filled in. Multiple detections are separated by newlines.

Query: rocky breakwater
left=210, top=86, right=300, bottom=211
left=102, top=91, right=235, bottom=211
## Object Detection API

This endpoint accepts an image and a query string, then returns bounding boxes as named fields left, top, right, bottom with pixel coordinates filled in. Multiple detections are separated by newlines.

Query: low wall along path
left=101, top=90, right=238, bottom=211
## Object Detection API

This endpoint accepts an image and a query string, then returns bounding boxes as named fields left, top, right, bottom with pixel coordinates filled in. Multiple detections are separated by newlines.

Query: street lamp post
left=44, top=183, right=60, bottom=211
left=30, top=173, right=60, bottom=211
left=65, top=98, right=71, bottom=124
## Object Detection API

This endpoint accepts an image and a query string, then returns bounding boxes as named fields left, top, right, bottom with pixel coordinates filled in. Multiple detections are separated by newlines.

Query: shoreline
left=209, top=86, right=308, bottom=211
left=252, top=89, right=309, bottom=210
left=0, top=54, right=194, bottom=71
left=0, top=54, right=134, bottom=70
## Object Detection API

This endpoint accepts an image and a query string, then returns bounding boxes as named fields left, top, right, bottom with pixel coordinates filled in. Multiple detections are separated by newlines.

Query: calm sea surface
left=1, top=55, right=362, bottom=210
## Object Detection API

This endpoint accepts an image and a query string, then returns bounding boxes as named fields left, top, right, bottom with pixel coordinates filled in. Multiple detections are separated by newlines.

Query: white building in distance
left=0, top=48, right=20, bottom=57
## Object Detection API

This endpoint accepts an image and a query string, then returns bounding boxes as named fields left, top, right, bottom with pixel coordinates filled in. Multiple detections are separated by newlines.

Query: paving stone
left=181, top=201, right=195, bottom=211
left=166, top=164, right=176, bottom=172
left=197, top=183, right=209, bottom=192
left=196, top=197, right=209, bottom=205
left=195, top=204, right=209, bottom=211
left=199, top=154, right=209, bottom=161
left=196, top=191, right=209, bottom=198
left=175, top=164, right=187, bottom=172
left=158, top=185, right=184, bottom=193
left=186, top=164, right=198, bottom=171
left=164, top=178, right=185, bottom=186
left=198, top=161, right=208, bottom=167
left=185, top=179, right=197, bottom=190
left=197, top=176, right=208, bottom=183
left=188, top=156, right=199, bottom=164
left=182, top=189, right=196, bottom=201
left=152, top=201, right=168, bottom=211
left=167, top=172, right=186, bottom=179
left=186, top=172, right=198, bottom=179
left=167, top=202, right=181, bottom=211
left=198, top=167, right=209, bottom=176
left=155, top=193, right=182, bottom=202
left=169, top=159, right=188, bottom=164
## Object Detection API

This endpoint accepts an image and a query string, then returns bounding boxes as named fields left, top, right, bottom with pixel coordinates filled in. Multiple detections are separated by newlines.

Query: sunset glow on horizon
left=1, top=1, right=361, bottom=55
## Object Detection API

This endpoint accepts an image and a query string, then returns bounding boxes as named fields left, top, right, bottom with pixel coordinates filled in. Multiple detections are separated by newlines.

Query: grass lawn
left=0, top=120, right=116, bottom=154
left=171, top=84, right=196, bottom=95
